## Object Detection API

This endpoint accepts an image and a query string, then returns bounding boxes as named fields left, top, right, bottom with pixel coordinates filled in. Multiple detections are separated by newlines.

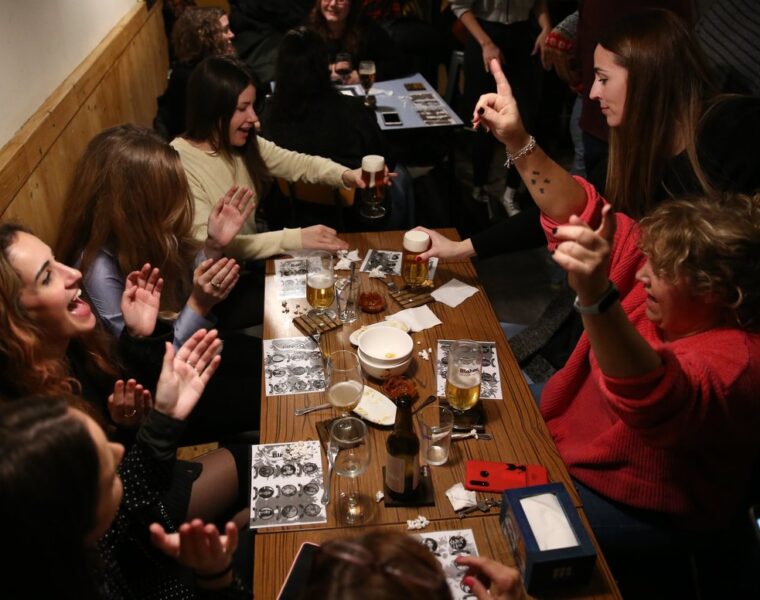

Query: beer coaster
left=388, top=286, right=435, bottom=309
left=382, top=465, right=435, bottom=507
left=441, top=400, right=486, bottom=433
left=293, top=312, right=342, bottom=337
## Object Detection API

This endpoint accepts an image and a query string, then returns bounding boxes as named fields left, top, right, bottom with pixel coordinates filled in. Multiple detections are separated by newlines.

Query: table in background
left=255, top=229, right=621, bottom=599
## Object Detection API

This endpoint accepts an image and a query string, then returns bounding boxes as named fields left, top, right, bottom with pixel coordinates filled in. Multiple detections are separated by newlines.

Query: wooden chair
left=275, top=178, right=355, bottom=230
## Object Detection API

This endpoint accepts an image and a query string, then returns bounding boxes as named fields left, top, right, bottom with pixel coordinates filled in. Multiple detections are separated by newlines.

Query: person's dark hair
left=0, top=224, right=117, bottom=407
left=270, top=27, right=335, bottom=120
left=171, top=6, right=232, bottom=65
left=639, top=192, right=760, bottom=332
left=185, top=55, right=270, bottom=197
left=306, top=531, right=452, bottom=599
left=307, top=0, right=364, bottom=57
left=0, top=397, right=100, bottom=599
left=601, top=9, right=717, bottom=218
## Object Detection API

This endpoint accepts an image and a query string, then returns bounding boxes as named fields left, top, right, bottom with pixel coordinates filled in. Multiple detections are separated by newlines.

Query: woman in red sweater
left=475, top=57, right=760, bottom=554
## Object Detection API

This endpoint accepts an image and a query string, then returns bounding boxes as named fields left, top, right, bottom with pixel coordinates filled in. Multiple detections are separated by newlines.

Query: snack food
left=382, top=375, right=418, bottom=401
left=358, top=291, right=386, bottom=313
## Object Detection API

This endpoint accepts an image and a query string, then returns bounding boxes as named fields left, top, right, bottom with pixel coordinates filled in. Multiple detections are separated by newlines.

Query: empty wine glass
left=306, top=251, right=336, bottom=319
left=326, top=350, right=364, bottom=417
left=329, top=416, right=371, bottom=524
left=334, top=52, right=353, bottom=84
left=358, top=60, right=376, bottom=108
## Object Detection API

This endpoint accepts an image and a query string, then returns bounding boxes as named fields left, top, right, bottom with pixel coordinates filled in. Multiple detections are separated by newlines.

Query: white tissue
left=335, top=249, right=362, bottom=270
left=368, top=266, right=385, bottom=278
left=430, top=278, right=479, bottom=308
left=388, top=305, right=442, bottom=332
left=519, top=493, right=579, bottom=551
left=446, top=483, right=477, bottom=511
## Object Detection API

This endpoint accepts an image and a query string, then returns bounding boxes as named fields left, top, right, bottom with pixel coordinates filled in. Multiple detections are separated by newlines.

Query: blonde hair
left=639, top=193, right=760, bottom=331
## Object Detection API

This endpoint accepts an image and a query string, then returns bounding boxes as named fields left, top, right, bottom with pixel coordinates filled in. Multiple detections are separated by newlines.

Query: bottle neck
left=393, top=396, right=413, bottom=433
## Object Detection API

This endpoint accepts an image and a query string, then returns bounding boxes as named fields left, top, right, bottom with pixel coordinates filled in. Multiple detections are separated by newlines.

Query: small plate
left=349, top=319, right=411, bottom=346
left=353, top=386, right=396, bottom=426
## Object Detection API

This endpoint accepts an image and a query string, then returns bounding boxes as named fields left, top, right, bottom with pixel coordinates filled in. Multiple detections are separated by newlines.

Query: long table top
left=256, top=229, right=620, bottom=599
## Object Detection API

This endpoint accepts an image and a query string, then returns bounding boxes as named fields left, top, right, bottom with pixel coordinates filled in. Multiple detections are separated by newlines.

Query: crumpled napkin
left=431, top=278, right=479, bottom=308
left=334, top=249, right=362, bottom=271
left=368, top=266, right=386, bottom=279
left=446, top=483, right=477, bottom=511
left=389, top=305, right=442, bottom=332
left=519, top=493, right=580, bottom=551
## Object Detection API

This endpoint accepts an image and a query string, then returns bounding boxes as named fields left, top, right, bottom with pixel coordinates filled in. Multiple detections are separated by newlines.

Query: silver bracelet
left=504, top=135, right=536, bottom=169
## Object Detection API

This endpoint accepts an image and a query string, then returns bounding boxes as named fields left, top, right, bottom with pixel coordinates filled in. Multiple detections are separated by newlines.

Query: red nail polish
left=463, top=577, right=475, bottom=587
left=415, top=256, right=422, bottom=262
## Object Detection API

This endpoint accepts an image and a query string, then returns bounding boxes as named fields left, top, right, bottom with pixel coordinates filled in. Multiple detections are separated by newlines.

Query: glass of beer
left=326, top=350, right=364, bottom=416
left=445, top=340, right=483, bottom=412
left=360, top=154, right=386, bottom=219
left=402, top=230, right=431, bottom=288
left=306, top=251, right=336, bottom=319
left=358, top=60, right=376, bottom=108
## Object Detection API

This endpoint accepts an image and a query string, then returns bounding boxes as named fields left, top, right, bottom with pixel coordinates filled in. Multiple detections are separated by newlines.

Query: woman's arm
left=475, top=59, right=587, bottom=222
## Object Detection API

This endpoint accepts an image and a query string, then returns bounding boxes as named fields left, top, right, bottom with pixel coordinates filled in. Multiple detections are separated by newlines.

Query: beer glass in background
left=326, top=350, right=364, bottom=416
left=402, top=230, right=431, bottom=287
left=360, top=155, right=386, bottom=219
left=358, top=60, right=376, bottom=107
left=445, top=340, right=483, bottom=411
left=306, top=251, right=335, bottom=318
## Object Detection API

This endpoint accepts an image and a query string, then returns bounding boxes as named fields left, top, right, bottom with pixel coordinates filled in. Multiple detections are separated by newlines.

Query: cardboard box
left=500, top=482, right=597, bottom=594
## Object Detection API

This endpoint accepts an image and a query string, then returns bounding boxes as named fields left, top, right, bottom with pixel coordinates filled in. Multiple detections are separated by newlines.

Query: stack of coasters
left=293, top=312, right=342, bottom=337
left=382, top=465, right=435, bottom=507
left=499, top=482, right=596, bottom=594
left=388, top=285, right=435, bottom=309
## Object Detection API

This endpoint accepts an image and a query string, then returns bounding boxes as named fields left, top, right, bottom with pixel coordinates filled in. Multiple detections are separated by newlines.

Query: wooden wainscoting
left=0, top=0, right=169, bottom=244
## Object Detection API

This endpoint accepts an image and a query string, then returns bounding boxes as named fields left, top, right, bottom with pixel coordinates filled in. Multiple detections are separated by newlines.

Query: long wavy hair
left=56, top=125, right=198, bottom=314
left=270, top=27, right=335, bottom=120
left=639, top=192, right=760, bottom=331
left=307, top=0, right=364, bottom=57
left=184, top=55, right=270, bottom=197
left=0, top=397, right=100, bottom=599
left=601, top=9, right=717, bottom=219
left=171, top=6, right=232, bottom=65
left=0, top=224, right=116, bottom=409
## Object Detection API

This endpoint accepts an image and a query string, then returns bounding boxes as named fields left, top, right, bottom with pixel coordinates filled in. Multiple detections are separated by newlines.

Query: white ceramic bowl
left=357, top=348, right=413, bottom=380
left=357, top=326, right=413, bottom=365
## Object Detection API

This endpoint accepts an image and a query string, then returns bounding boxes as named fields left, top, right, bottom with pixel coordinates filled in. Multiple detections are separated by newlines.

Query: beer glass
left=360, top=155, right=386, bottom=219
left=358, top=60, right=376, bottom=107
left=445, top=340, right=483, bottom=412
left=326, top=350, right=364, bottom=416
left=306, top=251, right=336, bottom=319
left=329, top=417, right=371, bottom=524
left=402, top=230, right=431, bottom=287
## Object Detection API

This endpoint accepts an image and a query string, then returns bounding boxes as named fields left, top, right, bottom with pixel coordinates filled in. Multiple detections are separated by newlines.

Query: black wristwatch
left=573, top=282, right=620, bottom=315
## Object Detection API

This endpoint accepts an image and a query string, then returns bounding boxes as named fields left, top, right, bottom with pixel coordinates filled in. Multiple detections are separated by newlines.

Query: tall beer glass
left=360, top=155, right=386, bottom=219
left=358, top=60, right=376, bottom=107
left=306, top=251, right=336, bottom=319
left=445, top=340, right=483, bottom=411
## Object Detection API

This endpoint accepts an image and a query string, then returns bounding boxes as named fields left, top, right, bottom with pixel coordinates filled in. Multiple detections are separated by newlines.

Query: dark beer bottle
left=385, top=395, right=419, bottom=500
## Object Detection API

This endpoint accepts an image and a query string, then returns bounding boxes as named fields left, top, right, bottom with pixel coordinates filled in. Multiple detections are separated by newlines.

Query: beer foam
left=362, top=154, right=385, bottom=172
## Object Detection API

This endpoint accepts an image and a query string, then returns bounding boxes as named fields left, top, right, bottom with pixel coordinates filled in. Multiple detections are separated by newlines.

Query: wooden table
left=255, top=229, right=620, bottom=599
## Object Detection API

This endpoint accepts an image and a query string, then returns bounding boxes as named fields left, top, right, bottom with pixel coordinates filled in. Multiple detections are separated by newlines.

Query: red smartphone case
left=464, top=460, right=549, bottom=492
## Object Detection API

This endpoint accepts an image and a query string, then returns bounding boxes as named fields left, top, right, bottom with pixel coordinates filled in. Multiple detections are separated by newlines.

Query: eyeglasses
left=319, top=539, right=447, bottom=591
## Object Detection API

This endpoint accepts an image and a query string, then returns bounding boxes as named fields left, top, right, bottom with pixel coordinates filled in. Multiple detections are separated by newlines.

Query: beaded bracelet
left=193, top=562, right=233, bottom=581
left=504, top=135, right=537, bottom=169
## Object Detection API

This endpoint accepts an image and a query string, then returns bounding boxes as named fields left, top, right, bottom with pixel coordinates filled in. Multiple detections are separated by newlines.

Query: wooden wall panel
left=0, top=0, right=169, bottom=244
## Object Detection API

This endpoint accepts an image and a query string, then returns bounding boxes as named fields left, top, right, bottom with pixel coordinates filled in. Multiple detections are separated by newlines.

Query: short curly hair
left=171, top=6, right=232, bottom=64
left=639, top=193, right=760, bottom=331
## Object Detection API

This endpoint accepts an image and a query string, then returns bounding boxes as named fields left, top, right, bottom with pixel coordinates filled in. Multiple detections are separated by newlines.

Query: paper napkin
left=334, top=249, right=362, bottom=271
left=389, top=305, right=442, bottom=332
left=519, top=493, right=580, bottom=551
left=431, top=278, right=479, bottom=308
left=445, top=483, right=477, bottom=511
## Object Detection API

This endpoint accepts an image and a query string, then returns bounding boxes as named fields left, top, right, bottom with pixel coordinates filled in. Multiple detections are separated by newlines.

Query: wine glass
left=329, top=416, right=371, bottom=524
left=358, top=60, right=376, bottom=108
left=334, top=52, right=353, bottom=85
left=306, top=251, right=336, bottom=319
left=326, top=350, right=364, bottom=417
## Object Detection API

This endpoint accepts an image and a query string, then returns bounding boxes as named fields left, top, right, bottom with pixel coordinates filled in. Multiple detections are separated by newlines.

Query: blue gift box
left=500, top=482, right=597, bottom=594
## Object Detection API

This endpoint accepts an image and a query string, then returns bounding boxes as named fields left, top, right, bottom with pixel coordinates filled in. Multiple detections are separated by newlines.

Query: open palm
left=121, top=264, right=163, bottom=337
left=207, top=185, right=255, bottom=250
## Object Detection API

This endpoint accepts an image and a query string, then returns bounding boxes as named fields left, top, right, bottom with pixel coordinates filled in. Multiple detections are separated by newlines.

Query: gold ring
left=211, top=281, right=221, bottom=289
left=124, top=408, right=137, bottom=418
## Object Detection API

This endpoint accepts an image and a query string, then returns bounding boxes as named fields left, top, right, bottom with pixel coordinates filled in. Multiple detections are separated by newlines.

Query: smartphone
left=381, top=112, right=403, bottom=126
left=465, top=460, right=549, bottom=492
left=277, top=541, right=319, bottom=600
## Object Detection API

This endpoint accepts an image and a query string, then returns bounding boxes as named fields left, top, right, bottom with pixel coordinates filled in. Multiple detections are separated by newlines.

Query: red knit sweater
left=540, top=178, right=760, bottom=525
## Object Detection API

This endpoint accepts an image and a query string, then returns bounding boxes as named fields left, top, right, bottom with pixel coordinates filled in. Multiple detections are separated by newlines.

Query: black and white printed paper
left=263, top=337, right=325, bottom=396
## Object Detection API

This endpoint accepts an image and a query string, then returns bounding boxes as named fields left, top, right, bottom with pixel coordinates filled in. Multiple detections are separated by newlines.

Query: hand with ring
left=188, top=257, right=241, bottom=317
left=108, top=378, right=153, bottom=427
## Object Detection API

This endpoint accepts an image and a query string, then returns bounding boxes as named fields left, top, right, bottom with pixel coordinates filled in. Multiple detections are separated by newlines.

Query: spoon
left=294, top=402, right=331, bottom=416
left=412, top=395, right=436, bottom=415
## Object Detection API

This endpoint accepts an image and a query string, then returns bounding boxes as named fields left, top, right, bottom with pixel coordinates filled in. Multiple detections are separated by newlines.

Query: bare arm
left=458, top=10, right=504, bottom=72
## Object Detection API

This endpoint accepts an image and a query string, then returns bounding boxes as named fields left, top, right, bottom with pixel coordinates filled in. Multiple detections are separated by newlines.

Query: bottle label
left=386, top=454, right=405, bottom=494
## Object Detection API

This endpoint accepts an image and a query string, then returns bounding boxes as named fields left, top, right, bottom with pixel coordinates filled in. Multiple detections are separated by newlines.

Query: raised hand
left=456, top=555, right=522, bottom=600
left=121, top=264, right=163, bottom=337
left=413, top=226, right=475, bottom=262
left=108, top=378, right=152, bottom=427
left=301, top=225, right=349, bottom=252
left=188, top=257, right=240, bottom=317
left=150, top=519, right=238, bottom=589
left=205, top=185, right=256, bottom=258
left=552, top=204, right=616, bottom=304
left=473, top=59, right=528, bottom=148
left=154, top=329, right=222, bottom=421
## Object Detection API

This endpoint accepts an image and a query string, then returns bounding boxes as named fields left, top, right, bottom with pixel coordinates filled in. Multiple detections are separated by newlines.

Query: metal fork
left=294, top=403, right=331, bottom=416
